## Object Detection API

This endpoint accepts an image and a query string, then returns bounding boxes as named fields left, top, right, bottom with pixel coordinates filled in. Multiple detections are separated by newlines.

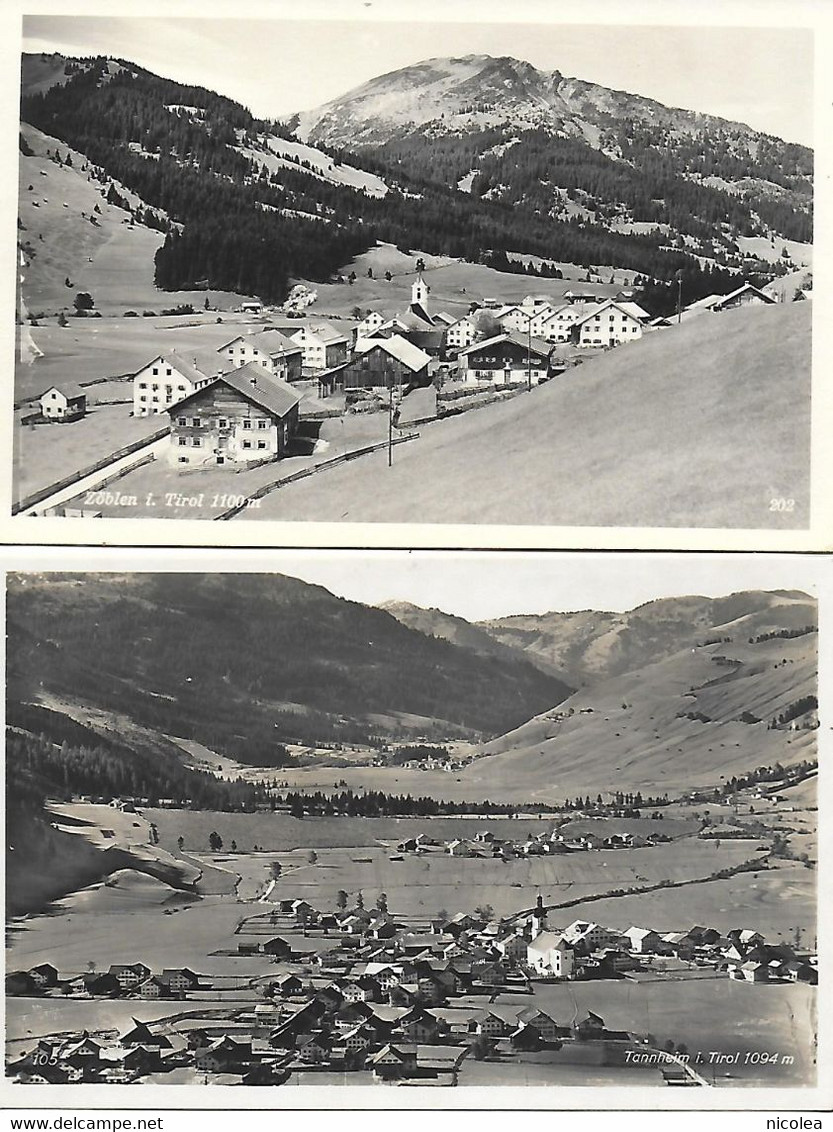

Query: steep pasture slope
left=252, top=302, right=810, bottom=528
left=18, top=124, right=250, bottom=316
left=472, top=632, right=817, bottom=798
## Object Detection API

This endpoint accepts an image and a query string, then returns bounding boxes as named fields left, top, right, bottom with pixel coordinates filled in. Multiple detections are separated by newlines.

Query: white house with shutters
left=445, top=315, right=478, bottom=350
left=217, top=330, right=304, bottom=382
left=495, top=305, right=532, bottom=334
left=132, top=353, right=216, bottom=416
left=290, top=322, right=350, bottom=371
left=39, top=382, right=87, bottom=421
left=572, top=300, right=644, bottom=347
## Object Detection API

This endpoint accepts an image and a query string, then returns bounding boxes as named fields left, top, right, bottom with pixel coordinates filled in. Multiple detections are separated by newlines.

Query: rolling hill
left=6, top=572, right=571, bottom=759
left=378, top=599, right=564, bottom=675
left=469, top=625, right=817, bottom=799
left=477, top=590, right=818, bottom=687
left=245, top=300, right=811, bottom=528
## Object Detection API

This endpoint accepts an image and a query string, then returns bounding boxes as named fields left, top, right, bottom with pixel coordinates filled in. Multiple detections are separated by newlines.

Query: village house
left=622, top=926, right=663, bottom=954
left=132, top=352, right=216, bottom=416
left=356, top=310, right=387, bottom=337
left=166, top=363, right=301, bottom=466
left=217, top=330, right=304, bottom=383
left=160, top=967, right=201, bottom=993
left=682, top=283, right=776, bottom=319
left=107, top=963, right=151, bottom=992
left=562, top=920, right=622, bottom=952
left=439, top=314, right=477, bottom=350
left=572, top=300, right=644, bottom=347
left=27, top=963, right=59, bottom=989
left=39, top=382, right=87, bottom=421
left=457, top=331, right=552, bottom=386
left=495, top=305, right=533, bottom=334
left=290, top=322, right=350, bottom=371
left=336, top=335, right=432, bottom=395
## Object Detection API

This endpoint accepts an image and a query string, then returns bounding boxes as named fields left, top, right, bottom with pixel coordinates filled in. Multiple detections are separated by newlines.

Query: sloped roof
left=295, top=321, right=350, bottom=345
left=246, top=329, right=304, bottom=355
left=168, top=362, right=301, bottom=419
left=42, top=381, right=86, bottom=400
left=572, top=299, right=642, bottom=327
left=527, top=931, right=568, bottom=953
left=354, top=334, right=431, bottom=372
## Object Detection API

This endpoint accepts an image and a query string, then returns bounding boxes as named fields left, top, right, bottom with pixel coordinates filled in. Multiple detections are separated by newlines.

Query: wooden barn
left=326, top=335, right=432, bottom=396
left=166, top=362, right=300, bottom=466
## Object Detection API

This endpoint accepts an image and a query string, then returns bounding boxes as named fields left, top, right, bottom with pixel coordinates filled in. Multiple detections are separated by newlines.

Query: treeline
left=696, top=758, right=817, bottom=801
left=365, top=126, right=812, bottom=244
left=750, top=625, right=816, bottom=644
left=279, top=789, right=556, bottom=817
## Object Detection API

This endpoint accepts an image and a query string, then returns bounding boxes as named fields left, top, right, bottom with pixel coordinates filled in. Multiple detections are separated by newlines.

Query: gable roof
left=354, top=334, right=431, bottom=372
left=572, top=299, right=642, bottom=328
left=241, top=329, right=304, bottom=356
left=42, top=381, right=86, bottom=401
left=136, top=352, right=215, bottom=385
left=458, top=331, right=551, bottom=359
left=293, top=322, right=350, bottom=346
left=167, top=363, right=301, bottom=419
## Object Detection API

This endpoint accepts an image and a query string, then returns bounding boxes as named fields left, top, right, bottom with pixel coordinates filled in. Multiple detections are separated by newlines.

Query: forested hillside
left=19, top=52, right=809, bottom=306
left=6, top=573, right=571, bottom=763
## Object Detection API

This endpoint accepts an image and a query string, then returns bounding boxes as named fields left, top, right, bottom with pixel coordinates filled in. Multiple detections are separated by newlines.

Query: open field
left=521, top=981, right=814, bottom=1086
left=16, top=312, right=265, bottom=403
left=303, top=243, right=624, bottom=321
left=244, top=302, right=810, bottom=528
left=254, top=837, right=759, bottom=919
left=14, top=403, right=161, bottom=499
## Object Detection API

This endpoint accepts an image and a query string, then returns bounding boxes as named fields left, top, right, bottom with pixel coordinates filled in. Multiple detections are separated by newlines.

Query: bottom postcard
left=2, top=550, right=826, bottom=1109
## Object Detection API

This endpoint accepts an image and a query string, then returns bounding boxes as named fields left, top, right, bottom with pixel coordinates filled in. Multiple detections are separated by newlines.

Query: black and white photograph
left=4, top=551, right=824, bottom=1101
left=8, top=4, right=823, bottom=539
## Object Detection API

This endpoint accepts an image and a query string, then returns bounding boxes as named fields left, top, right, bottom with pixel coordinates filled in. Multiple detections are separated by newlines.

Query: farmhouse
left=166, top=363, right=301, bottom=466
left=683, top=283, right=776, bottom=319
left=133, top=353, right=216, bottom=416
left=572, top=300, right=644, bottom=347
left=338, top=335, right=432, bottom=394
left=107, top=963, right=151, bottom=991
left=495, top=305, right=532, bottom=333
left=445, top=315, right=478, bottom=350
left=217, top=330, right=304, bottom=382
left=39, top=383, right=86, bottom=421
left=290, top=322, right=350, bottom=371
left=457, top=332, right=552, bottom=386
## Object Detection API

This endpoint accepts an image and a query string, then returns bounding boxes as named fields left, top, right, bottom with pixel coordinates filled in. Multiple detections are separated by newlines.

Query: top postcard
left=6, top=1, right=830, bottom=549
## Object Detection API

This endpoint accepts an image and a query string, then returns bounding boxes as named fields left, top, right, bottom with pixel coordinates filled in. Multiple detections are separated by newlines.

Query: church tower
left=411, top=272, right=429, bottom=309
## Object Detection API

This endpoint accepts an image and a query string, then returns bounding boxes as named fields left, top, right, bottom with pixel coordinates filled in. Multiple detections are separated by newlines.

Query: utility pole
left=527, top=316, right=532, bottom=392
left=676, top=269, right=683, bottom=324
left=387, top=363, right=400, bottom=467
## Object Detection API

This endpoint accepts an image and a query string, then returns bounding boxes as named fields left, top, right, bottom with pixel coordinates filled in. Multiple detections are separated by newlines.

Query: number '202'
left=769, top=497, right=795, bottom=512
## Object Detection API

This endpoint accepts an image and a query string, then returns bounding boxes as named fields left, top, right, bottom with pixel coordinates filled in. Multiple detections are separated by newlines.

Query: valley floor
left=6, top=797, right=817, bottom=1090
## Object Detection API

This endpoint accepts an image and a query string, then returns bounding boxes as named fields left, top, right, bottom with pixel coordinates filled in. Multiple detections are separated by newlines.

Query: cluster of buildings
left=7, top=892, right=815, bottom=1086
left=6, top=962, right=202, bottom=1000
left=34, top=273, right=782, bottom=471
left=397, top=826, right=669, bottom=859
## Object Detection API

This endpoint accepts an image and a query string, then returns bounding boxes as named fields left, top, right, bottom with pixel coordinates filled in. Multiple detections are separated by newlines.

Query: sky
left=21, top=13, right=814, bottom=145
left=7, top=549, right=820, bottom=622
